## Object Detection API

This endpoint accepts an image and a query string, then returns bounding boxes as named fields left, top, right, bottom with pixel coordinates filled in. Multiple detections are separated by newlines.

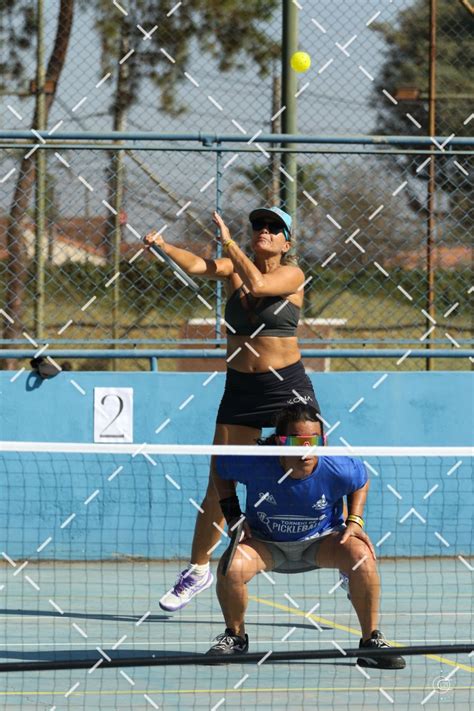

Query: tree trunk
left=3, top=0, right=74, bottom=366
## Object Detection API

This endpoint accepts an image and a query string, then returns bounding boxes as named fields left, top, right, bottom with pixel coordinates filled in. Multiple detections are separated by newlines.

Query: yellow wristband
left=223, top=239, right=235, bottom=251
left=347, top=514, right=364, bottom=528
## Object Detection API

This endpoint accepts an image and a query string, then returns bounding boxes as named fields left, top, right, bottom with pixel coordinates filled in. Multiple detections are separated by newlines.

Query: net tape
left=1, top=442, right=473, bottom=457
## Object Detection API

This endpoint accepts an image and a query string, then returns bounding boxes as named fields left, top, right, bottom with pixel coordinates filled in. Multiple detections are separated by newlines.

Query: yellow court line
left=249, top=595, right=474, bottom=674
left=1, top=686, right=473, bottom=697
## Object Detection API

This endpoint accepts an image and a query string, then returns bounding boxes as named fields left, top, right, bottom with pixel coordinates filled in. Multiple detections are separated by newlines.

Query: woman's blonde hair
left=281, top=241, right=298, bottom=266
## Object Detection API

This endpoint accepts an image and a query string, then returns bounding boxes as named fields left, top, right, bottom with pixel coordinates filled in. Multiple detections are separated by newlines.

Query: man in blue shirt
left=207, top=403, right=406, bottom=670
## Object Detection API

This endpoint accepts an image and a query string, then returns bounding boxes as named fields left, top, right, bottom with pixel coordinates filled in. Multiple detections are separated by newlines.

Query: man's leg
left=216, top=539, right=273, bottom=637
left=206, top=539, right=273, bottom=655
left=315, top=532, right=379, bottom=640
left=314, top=531, right=406, bottom=669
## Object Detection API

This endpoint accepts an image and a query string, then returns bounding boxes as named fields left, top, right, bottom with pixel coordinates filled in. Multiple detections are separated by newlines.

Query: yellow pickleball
left=290, top=51, right=311, bottom=73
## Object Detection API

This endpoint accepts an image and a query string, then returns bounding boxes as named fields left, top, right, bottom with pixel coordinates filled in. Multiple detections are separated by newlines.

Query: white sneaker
left=159, top=568, right=214, bottom=612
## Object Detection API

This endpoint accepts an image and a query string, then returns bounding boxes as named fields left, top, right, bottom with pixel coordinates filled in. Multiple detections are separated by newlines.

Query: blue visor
left=249, top=207, right=292, bottom=241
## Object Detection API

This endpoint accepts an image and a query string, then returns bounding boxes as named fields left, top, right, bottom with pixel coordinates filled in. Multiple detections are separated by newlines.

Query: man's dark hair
left=274, top=403, right=322, bottom=435
left=258, top=403, right=323, bottom=445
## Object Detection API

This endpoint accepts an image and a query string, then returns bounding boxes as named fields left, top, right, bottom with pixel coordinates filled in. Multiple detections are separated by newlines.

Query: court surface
left=0, top=559, right=472, bottom=710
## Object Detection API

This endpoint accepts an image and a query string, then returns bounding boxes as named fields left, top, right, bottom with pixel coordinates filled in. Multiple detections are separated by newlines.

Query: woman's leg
left=191, top=423, right=261, bottom=564
left=159, top=422, right=260, bottom=611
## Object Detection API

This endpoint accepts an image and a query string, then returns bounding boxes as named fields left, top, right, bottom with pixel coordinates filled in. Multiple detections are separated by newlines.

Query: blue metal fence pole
left=1, top=349, right=473, bottom=360
left=1, top=130, right=472, bottom=147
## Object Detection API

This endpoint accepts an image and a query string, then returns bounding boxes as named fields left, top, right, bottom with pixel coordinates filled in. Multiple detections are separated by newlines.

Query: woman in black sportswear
left=144, top=207, right=320, bottom=612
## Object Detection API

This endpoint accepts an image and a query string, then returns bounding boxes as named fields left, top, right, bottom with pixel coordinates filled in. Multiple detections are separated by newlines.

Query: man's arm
left=212, top=466, right=252, bottom=538
left=212, top=467, right=243, bottom=526
left=340, top=480, right=376, bottom=560
left=212, top=466, right=238, bottom=502
left=347, top=480, right=369, bottom=520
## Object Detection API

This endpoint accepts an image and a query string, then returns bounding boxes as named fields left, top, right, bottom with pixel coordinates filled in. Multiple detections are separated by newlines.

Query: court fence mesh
left=0, top=442, right=472, bottom=708
left=0, top=137, right=472, bottom=373
left=1, top=0, right=473, bottom=372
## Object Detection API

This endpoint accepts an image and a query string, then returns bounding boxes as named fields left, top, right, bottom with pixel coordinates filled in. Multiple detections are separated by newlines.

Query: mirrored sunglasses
left=277, top=434, right=325, bottom=447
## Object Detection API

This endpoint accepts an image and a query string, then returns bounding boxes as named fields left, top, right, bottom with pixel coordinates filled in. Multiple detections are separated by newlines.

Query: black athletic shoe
left=206, top=628, right=249, bottom=656
left=357, top=630, right=406, bottom=669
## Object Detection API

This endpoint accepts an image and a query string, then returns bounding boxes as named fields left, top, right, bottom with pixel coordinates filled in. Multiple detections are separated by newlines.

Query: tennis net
left=0, top=442, right=472, bottom=709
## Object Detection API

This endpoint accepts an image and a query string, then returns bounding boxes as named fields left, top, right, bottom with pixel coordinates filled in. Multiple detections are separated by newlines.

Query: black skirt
left=216, top=360, right=319, bottom=430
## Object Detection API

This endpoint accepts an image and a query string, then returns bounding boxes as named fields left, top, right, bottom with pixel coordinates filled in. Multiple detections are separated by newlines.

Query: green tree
left=2, top=0, right=75, bottom=360
left=1, top=0, right=280, bottom=352
left=94, top=0, right=280, bottom=116
left=94, top=0, right=280, bottom=262
left=0, top=2, right=36, bottom=91
left=371, top=0, right=473, bottom=230
left=324, top=163, right=422, bottom=268
left=372, top=0, right=473, bottom=136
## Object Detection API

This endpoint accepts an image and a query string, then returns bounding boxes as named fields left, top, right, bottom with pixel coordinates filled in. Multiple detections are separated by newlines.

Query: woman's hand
left=212, top=211, right=232, bottom=244
left=340, top=522, right=376, bottom=560
left=143, top=230, right=165, bottom=249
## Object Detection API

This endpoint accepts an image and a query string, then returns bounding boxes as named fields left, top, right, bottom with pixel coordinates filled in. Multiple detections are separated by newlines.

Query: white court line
left=2, top=634, right=470, bottom=648
left=1, top=609, right=468, bottom=619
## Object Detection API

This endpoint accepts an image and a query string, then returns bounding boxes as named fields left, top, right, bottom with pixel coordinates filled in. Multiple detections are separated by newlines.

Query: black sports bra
left=224, top=287, right=300, bottom=337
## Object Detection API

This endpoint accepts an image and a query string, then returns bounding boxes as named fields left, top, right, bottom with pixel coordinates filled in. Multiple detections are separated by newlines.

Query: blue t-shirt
left=216, top=456, right=367, bottom=542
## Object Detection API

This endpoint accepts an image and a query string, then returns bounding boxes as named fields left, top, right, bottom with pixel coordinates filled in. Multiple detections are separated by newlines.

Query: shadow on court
left=0, top=608, right=171, bottom=624
left=0, top=608, right=331, bottom=631
left=0, top=561, right=470, bottom=709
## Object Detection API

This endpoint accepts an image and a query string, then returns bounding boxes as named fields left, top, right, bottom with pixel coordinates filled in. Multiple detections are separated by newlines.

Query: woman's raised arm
left=144, top=229, right=234, bottom=281
left=212, top=212, right=305, bottom=297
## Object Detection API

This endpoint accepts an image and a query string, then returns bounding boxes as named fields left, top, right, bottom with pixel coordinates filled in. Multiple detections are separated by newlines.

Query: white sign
left=94, top=388, right=133, bottom=443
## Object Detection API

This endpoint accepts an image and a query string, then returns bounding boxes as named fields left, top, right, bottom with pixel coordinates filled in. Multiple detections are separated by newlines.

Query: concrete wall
left=0, top=371, right=472, bottom=559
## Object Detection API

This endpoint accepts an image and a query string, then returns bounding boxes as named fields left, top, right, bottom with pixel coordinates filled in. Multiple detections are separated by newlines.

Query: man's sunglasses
left=250, top=220, right=284, bottom=235
left=277, top=434, right=325, bottom=447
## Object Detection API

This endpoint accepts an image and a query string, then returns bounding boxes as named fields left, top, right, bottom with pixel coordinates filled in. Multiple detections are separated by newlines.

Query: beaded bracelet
left=347, top=514, right=365, bottom=528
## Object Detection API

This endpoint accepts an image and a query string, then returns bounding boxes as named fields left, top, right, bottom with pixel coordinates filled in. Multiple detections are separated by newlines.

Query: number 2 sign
left=94, top=387, right=133, bottom=443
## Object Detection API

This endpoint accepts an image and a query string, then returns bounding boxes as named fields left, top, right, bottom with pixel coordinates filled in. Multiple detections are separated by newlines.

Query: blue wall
left=0, top=371, right=472, bottom=560
left=1, top=370, right=473, bottom=445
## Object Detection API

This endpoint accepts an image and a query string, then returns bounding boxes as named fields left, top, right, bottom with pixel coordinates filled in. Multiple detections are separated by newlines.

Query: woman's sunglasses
left=250, top=220, right=284, bottom=235
left=277, top=434, right=325, bottom=447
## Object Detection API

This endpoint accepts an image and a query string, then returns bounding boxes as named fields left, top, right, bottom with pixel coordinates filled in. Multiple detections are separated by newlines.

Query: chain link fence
left=0, top=0, right=472, bottom=370
left=2, top=2, right=472, bottom=141
left=0, top=135, right=472, bottom=371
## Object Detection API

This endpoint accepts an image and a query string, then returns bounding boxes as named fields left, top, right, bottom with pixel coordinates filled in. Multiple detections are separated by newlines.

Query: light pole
left=281, top=1, right=298, bottom=235
left=34, top=0, right=47, bottom=341
left=426, top=0, right=437, bottom=371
